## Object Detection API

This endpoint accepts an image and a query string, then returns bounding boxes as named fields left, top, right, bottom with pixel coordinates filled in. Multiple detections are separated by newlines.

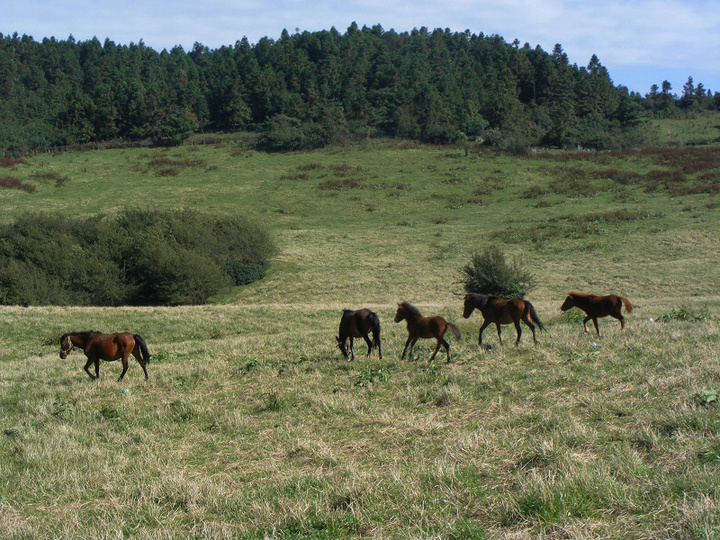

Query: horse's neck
left=575, top=295, right=593, bottom=308
left=70, top=333, right=91, bottom=347
left=405, top=314, right=424, bottom=326
left=472, top=296, right=489, bottom=310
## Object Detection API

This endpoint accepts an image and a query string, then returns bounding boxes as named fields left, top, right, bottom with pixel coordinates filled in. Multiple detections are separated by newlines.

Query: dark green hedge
left=0, top=210, right=276, bottom=306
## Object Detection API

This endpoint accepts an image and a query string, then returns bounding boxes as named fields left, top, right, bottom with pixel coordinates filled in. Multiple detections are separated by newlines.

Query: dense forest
left=1, top=24, right=718, bottom=155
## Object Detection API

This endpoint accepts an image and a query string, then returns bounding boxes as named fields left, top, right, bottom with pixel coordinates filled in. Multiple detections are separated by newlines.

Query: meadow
left=1, top=131, right=720, bottom=538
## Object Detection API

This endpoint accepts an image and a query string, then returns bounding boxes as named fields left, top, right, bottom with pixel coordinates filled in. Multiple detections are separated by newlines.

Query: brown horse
left=336, top=308, right=382, bottom=361
left=560, top=292, right=634, bottom=335
left=60, top=331, right=151, bottom=381
left=462, top=293, right=545, bottom=347
left=394, top=302, right=461, bottom=363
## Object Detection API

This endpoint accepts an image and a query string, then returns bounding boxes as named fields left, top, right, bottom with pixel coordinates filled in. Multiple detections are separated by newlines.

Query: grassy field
left=1, top=134, right=720, bottom=538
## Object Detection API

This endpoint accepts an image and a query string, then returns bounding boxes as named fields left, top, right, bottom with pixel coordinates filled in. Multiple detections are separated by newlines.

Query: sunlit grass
left=2, top=137, right=720, bottom=537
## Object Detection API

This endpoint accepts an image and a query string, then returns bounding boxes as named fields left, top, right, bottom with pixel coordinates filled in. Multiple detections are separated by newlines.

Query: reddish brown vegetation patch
left=0, top=158, right=27, bottom=167
left=593, top=169, right=642, bottom=185
left=0, top=176, right=36, bottom=193
left=144, top=155, right=209, bottom=176
left=281, top=173, right=309, bottom=181
left=31, top=170, right=69, bottom=187
left=318, top=178, right=365, bottom=190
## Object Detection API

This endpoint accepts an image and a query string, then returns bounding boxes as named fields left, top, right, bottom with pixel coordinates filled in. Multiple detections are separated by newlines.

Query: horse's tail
left=446, top=322, right=462, bottom=340
left=134, top=334, right=151, bottom=364
left=525, top=301, right=546, bottom=332
left=368, top=311, right=381, bottom=349
left=620, top=296, right=634, bottom=314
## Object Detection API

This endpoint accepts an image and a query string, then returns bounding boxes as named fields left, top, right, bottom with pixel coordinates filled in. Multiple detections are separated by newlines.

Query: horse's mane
left=399, top=302, right=422, bottom=316
left=64, top=330, right=100, bottom=339
left=567, top=291, right=594, bottom=298
left=466, top=293, right=496, bottom=307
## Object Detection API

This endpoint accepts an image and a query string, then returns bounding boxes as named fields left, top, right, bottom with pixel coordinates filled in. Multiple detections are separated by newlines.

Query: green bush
left=224, top=261, right=270, bottom=286
left=0, top=210, right=277, bottom=306
left=460, top=245, right=537, bottom=298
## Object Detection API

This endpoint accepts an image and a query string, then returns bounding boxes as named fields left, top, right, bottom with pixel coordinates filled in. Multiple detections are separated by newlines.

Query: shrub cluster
left=460, top=245, right=537, bottom=298
left=0, top=210, right=276, bottom=306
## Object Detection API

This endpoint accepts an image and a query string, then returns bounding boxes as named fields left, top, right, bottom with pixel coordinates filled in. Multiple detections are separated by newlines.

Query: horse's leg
left=401, top=337, right=412, bottom=359
left=429, top=339, right=442, bottom=361
left=436, top=338, right=451, bottom=363
left=612, top=314, right=626, bottom=331
left=83, top=356, right=97, bottom=380
left=526, top=320, right=537, bottom=345
left=349, top=337, right=355, bottom=361
left=496, top=323, right=503, bottom=346
left=582, top=316, right=592, bottom=334
left=362, top=333, right=373, bottom=357
left=133, top=351, right=149, bottom=380
left=514, top=321, right=522, bottom=346
left=407, top=339, right=418, bottom=361
left=117, top=353, right=130, bottom=381
left=591, top=317, right=601, bottom=335
left=477, top=320, right=491, bottom=347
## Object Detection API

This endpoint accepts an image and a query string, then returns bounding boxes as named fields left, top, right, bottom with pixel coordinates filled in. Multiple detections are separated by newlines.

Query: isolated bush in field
left=460, top=245, right=537, bottom=298
left=0, top=210, right=276, bottom=306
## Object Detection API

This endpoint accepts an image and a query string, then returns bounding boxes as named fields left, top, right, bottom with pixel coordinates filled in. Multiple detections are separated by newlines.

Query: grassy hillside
left=1, top=136, right=720, bottom=538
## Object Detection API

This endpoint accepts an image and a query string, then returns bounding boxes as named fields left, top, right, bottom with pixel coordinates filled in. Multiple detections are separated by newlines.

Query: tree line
left=1, top=24, right=717, bottom=155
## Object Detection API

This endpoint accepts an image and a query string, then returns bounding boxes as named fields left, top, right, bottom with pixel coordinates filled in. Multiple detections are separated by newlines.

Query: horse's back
left=95, top=332, right=136, bottom=357
left=429, top=315, right=452, bottom=336
left=111, top=332, right=136, bottom=345
left=341, top=309, right=375, bottom=337
left=485, top=297, right=525, bottom=323
left=581, top=293, right=626, bottom=316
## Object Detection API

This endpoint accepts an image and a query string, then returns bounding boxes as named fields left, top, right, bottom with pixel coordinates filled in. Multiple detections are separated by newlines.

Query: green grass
left=647, top=110, right=720, bottom=146
left=2, top=135, right=720, bottom=538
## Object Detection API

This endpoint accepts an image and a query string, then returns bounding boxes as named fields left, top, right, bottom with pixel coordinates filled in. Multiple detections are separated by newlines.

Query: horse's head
left=462, top=295, right=474, bottom=318
left=560, top=294, right=575, bottom=312
left=463, top=294, right=488, bottom=318
left=394, top=304, right=406, bottom=323
left=336, top=336, right=350, bottom=360
left=59, top=334, right=74, bottom=359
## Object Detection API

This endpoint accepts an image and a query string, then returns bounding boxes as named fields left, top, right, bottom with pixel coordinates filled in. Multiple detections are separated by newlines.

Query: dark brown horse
left=60, top=331, right=151, bottom=381
left=394, top=302, right=461, bottom=363
left=336, top=308, right=382, bottom=361
left=561, top=292, right=634, bottom=335
left=463, top=293, right=545, bottom=348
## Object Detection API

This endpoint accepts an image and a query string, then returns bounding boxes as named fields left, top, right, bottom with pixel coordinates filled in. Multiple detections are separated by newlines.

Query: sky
left=3, top=0, right=719, bottom=96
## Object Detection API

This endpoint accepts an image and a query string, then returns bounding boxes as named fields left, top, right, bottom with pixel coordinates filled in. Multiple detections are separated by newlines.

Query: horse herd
left=59, top=291, right=634, bottom=381
left=337, top=292, right=634, bottom=363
